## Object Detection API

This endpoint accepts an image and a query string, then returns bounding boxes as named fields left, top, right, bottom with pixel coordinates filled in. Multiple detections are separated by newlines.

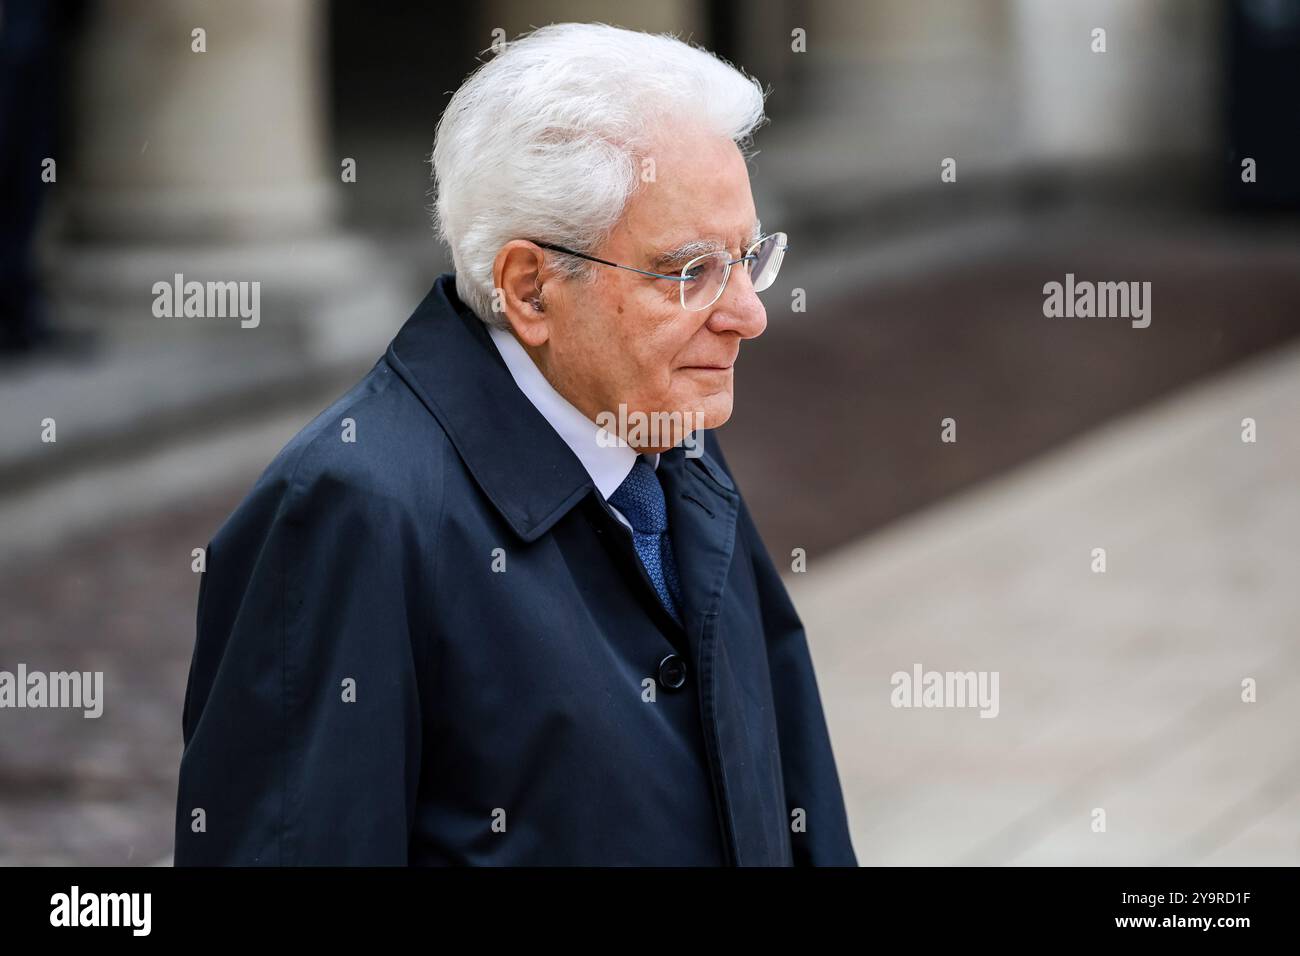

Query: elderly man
left=175, top=22, right=856, bottom=867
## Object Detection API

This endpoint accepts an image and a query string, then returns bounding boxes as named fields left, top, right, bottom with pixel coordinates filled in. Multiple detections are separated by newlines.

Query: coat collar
left=384, top=273, right=737, bottom=543
left=385, top=274, right=593, bottom=542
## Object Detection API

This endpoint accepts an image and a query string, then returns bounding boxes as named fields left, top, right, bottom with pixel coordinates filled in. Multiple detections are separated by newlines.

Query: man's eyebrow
left=650, top=220, right=763, bottom=270
left=651, top=238, right=723, bottom=270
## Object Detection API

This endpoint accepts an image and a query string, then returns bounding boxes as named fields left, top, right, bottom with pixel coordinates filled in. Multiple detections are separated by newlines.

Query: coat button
left=658, top=653, right=687, bottom=690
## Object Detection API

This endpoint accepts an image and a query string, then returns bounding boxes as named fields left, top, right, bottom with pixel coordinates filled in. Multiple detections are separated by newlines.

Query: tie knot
left=608, top=455, right=668, bottom=534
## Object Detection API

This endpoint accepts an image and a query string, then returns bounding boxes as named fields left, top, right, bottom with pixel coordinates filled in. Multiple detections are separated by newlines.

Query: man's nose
left=706, top=265, right=768, bottom=339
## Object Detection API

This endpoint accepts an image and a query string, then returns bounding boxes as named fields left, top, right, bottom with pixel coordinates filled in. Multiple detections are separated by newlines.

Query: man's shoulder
left=224, top=358, right=451, bottom=536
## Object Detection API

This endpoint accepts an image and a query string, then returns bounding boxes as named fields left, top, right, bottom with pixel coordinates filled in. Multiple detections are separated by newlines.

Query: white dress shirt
left=488, top=324, right=658, bottom=531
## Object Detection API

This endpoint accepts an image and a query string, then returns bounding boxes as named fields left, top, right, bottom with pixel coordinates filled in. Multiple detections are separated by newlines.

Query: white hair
left=430, top=22, right=768, bottom=327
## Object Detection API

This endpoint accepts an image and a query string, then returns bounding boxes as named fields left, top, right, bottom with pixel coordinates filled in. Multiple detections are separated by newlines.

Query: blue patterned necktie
left=608, top=454, right=684, bottom=624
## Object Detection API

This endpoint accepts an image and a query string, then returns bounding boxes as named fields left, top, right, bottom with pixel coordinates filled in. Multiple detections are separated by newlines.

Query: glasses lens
left=681, top=251, right=730, bottom=310
left=746, top=232, right=786, bottom=293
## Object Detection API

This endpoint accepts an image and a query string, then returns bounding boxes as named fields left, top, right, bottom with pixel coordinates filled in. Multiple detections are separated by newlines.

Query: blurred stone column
left=738, top=0, right=1021, bottom=229
left=1012, top=0, right=1219, bottom=171
left=48, top=0, right=401, bottom=362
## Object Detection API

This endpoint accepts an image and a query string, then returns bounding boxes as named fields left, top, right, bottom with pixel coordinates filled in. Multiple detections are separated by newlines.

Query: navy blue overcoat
left=174, top=274, right=857, bottom=866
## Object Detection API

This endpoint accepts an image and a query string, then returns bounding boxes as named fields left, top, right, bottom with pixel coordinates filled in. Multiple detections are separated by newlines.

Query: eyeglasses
left=531, top=232, right=787, bottom=312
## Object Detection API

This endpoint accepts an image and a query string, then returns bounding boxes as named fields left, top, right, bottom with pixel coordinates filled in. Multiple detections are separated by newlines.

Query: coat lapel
left=657, top=443, right=745, bottom=863
left=657, top=445, right=740, bottom=632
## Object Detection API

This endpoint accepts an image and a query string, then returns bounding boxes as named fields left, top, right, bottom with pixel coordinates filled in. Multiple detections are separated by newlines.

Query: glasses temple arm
left=534, top=242, right=691, bottom=281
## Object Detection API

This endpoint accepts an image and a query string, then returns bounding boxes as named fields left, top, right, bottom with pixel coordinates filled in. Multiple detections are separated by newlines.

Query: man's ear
left=493, top=241, right=552, bottom=347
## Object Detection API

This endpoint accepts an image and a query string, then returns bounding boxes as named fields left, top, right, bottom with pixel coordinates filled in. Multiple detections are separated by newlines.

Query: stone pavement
left=793, top=339, right=1300, bottom=865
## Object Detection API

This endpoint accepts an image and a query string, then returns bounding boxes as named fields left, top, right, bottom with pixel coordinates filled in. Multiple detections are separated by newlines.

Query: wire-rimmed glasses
left=532, top=231, right=787, bottom=311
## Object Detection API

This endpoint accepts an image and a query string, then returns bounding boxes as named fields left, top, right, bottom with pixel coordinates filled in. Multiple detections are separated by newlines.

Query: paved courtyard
left=797, top=339, right=1300, bottom=865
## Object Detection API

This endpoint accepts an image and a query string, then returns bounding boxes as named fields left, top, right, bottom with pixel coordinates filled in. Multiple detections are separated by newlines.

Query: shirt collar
left=487, top=324, right=658, bottom=500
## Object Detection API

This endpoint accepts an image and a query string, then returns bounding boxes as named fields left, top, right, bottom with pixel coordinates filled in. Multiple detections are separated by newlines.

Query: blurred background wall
left=0, top=0, right=1297, bottom=865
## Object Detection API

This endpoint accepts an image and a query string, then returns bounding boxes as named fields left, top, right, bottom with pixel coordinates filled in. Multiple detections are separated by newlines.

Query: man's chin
left=605, top=390, right=733, bottom=448
left=692, top=392, right=734, bottom=431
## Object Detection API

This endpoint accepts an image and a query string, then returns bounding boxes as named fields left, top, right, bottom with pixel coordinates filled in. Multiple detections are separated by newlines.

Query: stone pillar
left=1012, top=0, right=1219, bottom=169
left=48, top=0, right=402, bottom=363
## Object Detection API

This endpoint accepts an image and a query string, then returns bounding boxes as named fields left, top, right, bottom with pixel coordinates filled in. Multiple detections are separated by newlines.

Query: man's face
left=531, top=130, right=769, bottom=449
